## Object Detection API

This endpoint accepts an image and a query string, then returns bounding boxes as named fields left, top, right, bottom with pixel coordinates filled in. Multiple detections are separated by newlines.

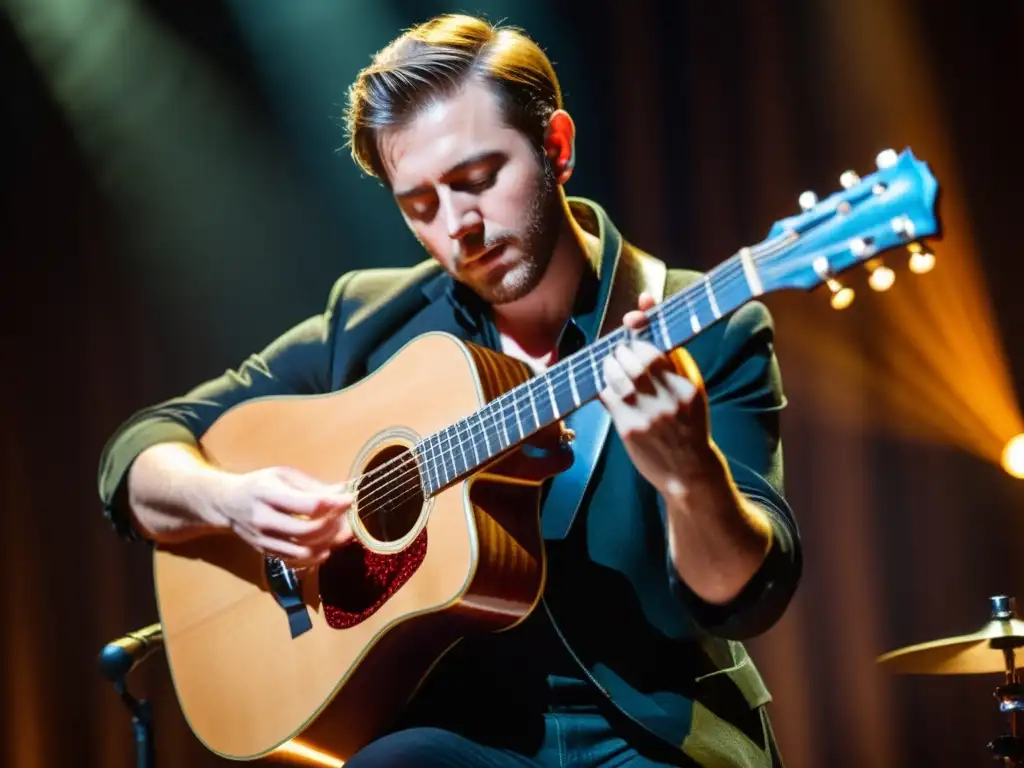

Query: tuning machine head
left=840, top=170, right=861, bottom=189
left=865, top=259, right=896, bottom=291
left=828, top=280, right=855, bottom=310
left=814, top=256, right=855, bottom=310
left=798, top=190, right=818, bottom=211
left=907, top=241, right=936, bottom=274
left=876, top=148, right=899, bottom=169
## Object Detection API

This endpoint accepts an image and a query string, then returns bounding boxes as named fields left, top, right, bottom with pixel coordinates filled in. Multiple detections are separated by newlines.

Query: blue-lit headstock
left=757, top=148, right=940, bottom=308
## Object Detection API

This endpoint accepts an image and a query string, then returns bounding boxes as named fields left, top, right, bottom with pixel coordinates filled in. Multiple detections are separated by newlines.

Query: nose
left=439, top=189, right=483, bottom=241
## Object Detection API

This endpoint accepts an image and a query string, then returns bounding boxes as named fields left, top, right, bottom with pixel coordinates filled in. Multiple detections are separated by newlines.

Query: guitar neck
left=415, top=248, right=763, bottom=495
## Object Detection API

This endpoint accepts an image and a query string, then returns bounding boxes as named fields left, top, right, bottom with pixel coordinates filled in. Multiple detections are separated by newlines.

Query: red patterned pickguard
left=319, top=529, right=428, bottom=629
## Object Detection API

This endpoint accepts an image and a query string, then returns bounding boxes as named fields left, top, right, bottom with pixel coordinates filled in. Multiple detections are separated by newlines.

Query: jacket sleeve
left=96, top=273, right=354, bottom=541
left=665, top=300, right=802, bottom=640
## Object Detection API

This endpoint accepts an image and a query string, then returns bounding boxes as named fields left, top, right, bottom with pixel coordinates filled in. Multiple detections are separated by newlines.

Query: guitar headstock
left=758, top=148, right=940, bottom=309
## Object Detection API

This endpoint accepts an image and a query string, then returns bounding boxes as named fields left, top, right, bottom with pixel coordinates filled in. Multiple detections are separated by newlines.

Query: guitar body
left=152, top=332, right=564, bottom=761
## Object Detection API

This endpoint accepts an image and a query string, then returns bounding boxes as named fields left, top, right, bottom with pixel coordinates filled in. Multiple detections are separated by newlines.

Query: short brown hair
left=344, top=14, right=563, bottom=182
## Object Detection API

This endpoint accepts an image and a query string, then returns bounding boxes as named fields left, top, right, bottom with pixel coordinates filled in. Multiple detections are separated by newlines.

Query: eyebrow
left=393, top=150, right=505, bottom=199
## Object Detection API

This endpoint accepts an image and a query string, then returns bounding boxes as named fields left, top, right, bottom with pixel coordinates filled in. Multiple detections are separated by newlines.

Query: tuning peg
left=849, top=237, right=873, bottom=257
left=907, top=242, right=936, bottom=274
left=827, top=278, right=855, bottom=310
left=891, top=215, right=916, bottom=240
left=840, top=170, right=861, bottom=189
left=876, top=148, right=899, bottom=169
left=798, top=191, right=818, bottom=211
left=866, top=259, right=895, bottom=291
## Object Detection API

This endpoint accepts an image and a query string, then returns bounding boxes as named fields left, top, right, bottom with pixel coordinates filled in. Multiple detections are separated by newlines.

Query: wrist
left=658, top=440, right=731, bottom=501
left=195, top=467, right=237, bottom=532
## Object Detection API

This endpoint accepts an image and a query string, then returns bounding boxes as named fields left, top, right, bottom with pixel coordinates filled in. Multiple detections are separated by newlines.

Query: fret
left=657, top=310, right=671, bottom=350
left=446, top=424, right=468, bottom=477
left=464, top=415, right=483, bottom=468
left=501, top=401, right=519, bottom=450
left=426, top=435, right=441, bottom=493
left=478, top=410, right=493, bottom=456
left=467, top=416, right=480, bottom=466
left=581, top=346, right=603, bottom=401
left=738, top=246, right=764, bottom=296
left=681, top=289, right=701, bottom=334
left=704, top=275, right=721, bottom=318
left=545, top=375, right=559, bottom=418
left=497, top=397, right=510, bottom=446
left=438, top=427, right=453, bottom=486
left=529, top=378, right=551, bottom=424
left=550, top=367, right=579, bottom=418
left=568, top=360, right=581, bottom=407
left=415, top=442, right=428, bottom=493
left=527, top=381, right=540, bottom=428
left=588, top=347, right=602, bottom=392
left=512, top=389, right=525, bottom=440
left=452, top=425, right=466, bottom=480
left=710, top=268, right=754, bottom=318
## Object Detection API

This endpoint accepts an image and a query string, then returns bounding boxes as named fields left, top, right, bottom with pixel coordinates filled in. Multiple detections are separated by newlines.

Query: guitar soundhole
left=354, top=444, right=425, bottom=543
left=318, top=443, right=429, bottom=630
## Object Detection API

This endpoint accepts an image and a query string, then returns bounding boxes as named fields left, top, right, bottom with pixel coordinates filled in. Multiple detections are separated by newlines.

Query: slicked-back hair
left=344, top=14, right=562, bottom=184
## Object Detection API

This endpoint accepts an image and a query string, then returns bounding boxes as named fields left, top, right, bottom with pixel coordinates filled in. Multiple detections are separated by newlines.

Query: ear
left=543, top=109, right=576, bottom=185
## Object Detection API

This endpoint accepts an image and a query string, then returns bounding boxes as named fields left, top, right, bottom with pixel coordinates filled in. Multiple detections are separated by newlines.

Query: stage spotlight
left=1002, top=435, right=1024, bottom=479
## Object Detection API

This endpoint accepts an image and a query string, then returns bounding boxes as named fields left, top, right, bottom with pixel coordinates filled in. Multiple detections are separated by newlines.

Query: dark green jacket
left=98, top=198, right=800, bottom=767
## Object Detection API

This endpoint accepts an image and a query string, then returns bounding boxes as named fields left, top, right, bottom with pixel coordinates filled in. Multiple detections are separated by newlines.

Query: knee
left=344, top=727, right=468, bottom=767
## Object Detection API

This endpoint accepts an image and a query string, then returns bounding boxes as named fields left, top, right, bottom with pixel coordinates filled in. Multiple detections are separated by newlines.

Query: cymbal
left=877, top=617, right=1024, bottom=675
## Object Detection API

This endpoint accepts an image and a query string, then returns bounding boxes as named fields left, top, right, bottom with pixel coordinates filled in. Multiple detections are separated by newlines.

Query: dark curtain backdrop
left=2, top=1, right=1023, bottom=766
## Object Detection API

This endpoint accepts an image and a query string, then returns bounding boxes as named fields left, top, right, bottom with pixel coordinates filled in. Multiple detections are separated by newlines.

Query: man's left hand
left=599, top=292, right=724, bottom=496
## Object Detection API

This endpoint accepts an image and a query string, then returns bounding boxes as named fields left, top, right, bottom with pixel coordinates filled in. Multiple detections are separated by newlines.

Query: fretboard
left=415, top=250, right=760, bottom=495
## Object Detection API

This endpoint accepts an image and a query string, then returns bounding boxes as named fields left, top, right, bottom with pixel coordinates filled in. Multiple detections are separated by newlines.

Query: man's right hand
left=212, top=466, right=353, bottom=567
left=127, top=443, right=354, bottom=566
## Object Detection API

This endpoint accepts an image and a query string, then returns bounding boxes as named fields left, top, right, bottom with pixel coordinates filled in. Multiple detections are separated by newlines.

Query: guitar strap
left=541, top=246, right=667, bottom=540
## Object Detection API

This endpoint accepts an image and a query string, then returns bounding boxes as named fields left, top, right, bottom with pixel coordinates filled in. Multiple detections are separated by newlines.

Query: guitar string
left=348, top=231, right=803, bottom=522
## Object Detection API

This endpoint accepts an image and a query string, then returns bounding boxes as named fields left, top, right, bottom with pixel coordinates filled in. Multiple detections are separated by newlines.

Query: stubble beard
left=465, top=159, right=562, bottom=307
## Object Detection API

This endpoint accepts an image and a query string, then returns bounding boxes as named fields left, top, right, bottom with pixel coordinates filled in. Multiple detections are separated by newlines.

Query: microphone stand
left=117, top=681, right=154, bottom=768
left=98, top=624, right=163, bottom=768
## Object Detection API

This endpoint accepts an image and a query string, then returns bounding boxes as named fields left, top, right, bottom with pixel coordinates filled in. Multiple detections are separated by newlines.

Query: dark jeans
left=342, top=675, right=777, bottom=767
left=343, top=714, right=681, bottom=767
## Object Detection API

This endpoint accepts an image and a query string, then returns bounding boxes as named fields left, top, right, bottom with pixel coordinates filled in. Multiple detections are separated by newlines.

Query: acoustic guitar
left=151, top=148, right=940, bottom=761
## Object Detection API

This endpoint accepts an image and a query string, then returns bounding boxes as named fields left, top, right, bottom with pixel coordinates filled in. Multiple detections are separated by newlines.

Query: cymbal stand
left=988, top=596, right=1024, bottom=766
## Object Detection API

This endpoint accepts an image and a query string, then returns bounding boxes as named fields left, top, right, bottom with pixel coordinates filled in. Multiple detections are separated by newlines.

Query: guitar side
left=151, top=333, right=559, bottom=760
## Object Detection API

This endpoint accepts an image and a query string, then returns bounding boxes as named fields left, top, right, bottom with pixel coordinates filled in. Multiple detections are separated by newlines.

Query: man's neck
left=492, top=199, right=597, bottom=360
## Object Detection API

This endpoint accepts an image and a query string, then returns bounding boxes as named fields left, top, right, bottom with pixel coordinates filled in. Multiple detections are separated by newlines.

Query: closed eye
left=452, top=172, right=497, bottom=193
left=402, top=197, right=438, bottom=221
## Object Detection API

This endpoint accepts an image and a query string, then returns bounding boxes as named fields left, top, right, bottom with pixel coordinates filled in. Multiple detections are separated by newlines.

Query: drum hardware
left=878, top=595, right=1024, bottom=765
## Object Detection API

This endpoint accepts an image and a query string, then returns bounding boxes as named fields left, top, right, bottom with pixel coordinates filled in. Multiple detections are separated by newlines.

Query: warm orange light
left=270, top=740, right=344, bottom=767
left=868, top=263, right=896, bottom=292
left=1003, top=435, right=1024, bottom=479
left=828, top=282, right=856, bottom=310
left=907, top=243, right=936, bottom=274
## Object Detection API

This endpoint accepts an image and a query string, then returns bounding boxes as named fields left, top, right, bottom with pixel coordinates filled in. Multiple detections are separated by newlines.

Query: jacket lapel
left=541, top=200, right=666, bottom=540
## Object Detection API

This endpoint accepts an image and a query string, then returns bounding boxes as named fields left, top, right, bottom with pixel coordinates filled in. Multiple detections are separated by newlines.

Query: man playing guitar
left=99, top=13, right=801, bottom=767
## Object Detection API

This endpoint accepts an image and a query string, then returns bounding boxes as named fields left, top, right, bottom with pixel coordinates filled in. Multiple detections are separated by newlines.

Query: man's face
left=379, top=78, right=560, bottom=305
